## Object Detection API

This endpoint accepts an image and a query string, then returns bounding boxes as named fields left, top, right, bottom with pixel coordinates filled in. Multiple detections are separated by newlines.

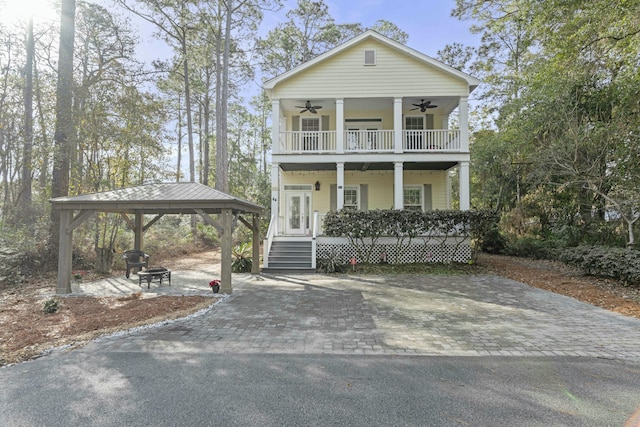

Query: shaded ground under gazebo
left=49, top=182, right=263, bottom=295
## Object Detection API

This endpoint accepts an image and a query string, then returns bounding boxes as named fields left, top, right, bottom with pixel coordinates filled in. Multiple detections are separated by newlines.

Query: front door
left=285, top=192, right=311, bottom=235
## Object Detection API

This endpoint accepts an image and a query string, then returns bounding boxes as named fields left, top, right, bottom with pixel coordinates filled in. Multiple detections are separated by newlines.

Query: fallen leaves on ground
left=478, top=253, right=640, bottom=319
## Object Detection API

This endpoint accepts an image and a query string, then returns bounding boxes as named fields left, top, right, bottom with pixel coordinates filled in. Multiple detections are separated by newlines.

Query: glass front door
left=285, top=192, right=311, bottom=235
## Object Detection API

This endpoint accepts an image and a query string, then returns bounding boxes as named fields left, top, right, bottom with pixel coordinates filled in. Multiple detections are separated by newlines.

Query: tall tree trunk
left=219, top=0, right=232, bottom=193
left=50, top=0, right=76, bottom=257
left=203, top=77, right=211, bottom=186
left=176, top=94, right=183, bottom=182
left=182, top=40, right=195, bottom=183
left=19, top=17, right=34, bottom=223
left=34, top=65, right=50, bottom=189
left=214, top=3, right=223, bottom=192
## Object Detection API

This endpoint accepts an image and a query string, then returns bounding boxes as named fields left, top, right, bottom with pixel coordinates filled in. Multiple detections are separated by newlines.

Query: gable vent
left=364, top=49, right=376, bottom=65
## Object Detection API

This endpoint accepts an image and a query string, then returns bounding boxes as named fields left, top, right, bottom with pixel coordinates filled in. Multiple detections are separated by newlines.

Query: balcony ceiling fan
left=296, top=100, right=322, bottom=114
left=411, top=99, right=438, bottom=112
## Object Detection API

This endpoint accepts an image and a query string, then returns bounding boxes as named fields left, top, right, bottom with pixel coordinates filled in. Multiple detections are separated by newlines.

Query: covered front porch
left=269, top=160, right=471, bottom=236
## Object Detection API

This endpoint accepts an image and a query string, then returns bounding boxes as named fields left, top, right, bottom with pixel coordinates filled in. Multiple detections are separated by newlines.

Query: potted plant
left=209, top=279, right=221, bottom=293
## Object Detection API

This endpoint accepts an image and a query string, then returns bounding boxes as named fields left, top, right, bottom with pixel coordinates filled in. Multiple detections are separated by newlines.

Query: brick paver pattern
left=89, top=272, right=640, bottom=361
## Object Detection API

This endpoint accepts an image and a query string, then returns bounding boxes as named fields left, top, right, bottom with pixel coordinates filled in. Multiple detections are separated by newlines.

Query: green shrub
left=196, top=223, right=220, bottom=247
left=560, top=245, right=640, bottom=285
left=232, top=243, right=252, bottom=273
left=317, top=251, right=344, bottom=273
left=322, top=209, right=499, bottom=263
left=479, top=227, right=507, bottom=254
left=42, top=297, right=61, bottom=314
left=505, top=236, right=559, bottom=259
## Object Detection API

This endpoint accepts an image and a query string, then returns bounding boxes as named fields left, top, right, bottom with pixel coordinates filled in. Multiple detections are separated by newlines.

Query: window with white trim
left=301, top=117, right=320, bottom=131
left=403, top=186, right=422, bottom=211
left=405, top=116, right=425, bottom=150
left=301, top=117, right=320, bottom=150
left=364, top=49, right=376, bottom=65
left=405, top=116, right=424, bottom=130
left=344, top=186, right=359, bottom=209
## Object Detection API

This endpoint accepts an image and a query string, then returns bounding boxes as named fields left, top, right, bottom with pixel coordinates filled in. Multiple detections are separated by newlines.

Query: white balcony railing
left=278, top=130, right=461, bottom=154
left=280, top=131, right=336, bottom=152
left=345, top=130, right=394, bottom=151
left=403, top=130, right=460, bottom=151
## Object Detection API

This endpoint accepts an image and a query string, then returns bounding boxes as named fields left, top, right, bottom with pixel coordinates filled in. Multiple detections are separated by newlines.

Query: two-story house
left=262, top=30, right=480, bottom=271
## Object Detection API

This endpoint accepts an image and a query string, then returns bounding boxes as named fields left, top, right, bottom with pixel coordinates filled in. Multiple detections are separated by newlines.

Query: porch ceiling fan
left=411, top=99, right=438, bottom=112
left=296, top=100, right=322, bottom=114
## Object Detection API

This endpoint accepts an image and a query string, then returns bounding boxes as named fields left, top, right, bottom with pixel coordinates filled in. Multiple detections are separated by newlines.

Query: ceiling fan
left=411, top=99, right=438, bottom=112
left=296, top=100, right=322, bottom=114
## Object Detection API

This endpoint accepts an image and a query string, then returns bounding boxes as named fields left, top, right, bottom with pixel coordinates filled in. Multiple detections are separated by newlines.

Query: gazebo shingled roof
left=50, top=182, right=262, bottom=214
left=50, top=182, right=263, bottom=294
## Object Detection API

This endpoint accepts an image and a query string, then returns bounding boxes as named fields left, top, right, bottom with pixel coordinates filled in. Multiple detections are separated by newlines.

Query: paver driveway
left=91, top=272, right=640, bottom=361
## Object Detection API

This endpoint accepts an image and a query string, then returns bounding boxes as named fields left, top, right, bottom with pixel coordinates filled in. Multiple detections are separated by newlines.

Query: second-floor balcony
left=278, top=130, right=461, bottom=154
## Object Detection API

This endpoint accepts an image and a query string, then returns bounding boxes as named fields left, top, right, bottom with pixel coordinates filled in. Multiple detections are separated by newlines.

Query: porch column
left=56, top=209, right=73, bottom=294
left=271, top=163, right=279, bottom=230
left=459, top=96, right=469, bottom=152
left=459, top=161, right=470, bottom=210
left=446, top=168, right=452, bottom=209
left=337, top=162, right=345, bottom=210
left=221, top=208, right=233, bottom=294
left=394, top=161, right=404, bottom=209
left=393, top=97, right=403, bottom=153
left=271, top=99, right=280, bottom=154
left=336, top=98, right=344, bottom=153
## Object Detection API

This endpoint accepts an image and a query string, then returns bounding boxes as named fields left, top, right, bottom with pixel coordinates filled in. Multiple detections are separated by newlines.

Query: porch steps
left=262, top=240, right=315, bottom=274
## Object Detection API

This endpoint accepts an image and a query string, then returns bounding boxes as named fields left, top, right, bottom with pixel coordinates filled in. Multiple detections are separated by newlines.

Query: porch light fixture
left=315, top=181, right=321, bottom=191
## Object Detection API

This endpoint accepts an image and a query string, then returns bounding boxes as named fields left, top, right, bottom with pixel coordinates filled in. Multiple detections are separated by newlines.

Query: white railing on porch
left=278, top=130, right=461, bottom=154
left=279, top=131, right=336, bottom=152
left=345, top=130, right=394, bottom=151
left=263, top=213, right=278, bottom=268
left=403, top=130, right=460, bottom=151
left=311, top=210, right=319, bottom=269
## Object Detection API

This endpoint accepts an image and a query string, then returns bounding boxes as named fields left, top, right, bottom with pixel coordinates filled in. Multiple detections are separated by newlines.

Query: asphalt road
left=1, top=352, right=639, bottom=426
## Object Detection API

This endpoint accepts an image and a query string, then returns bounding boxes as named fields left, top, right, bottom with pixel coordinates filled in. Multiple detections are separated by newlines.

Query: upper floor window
left=364, top=49, right=376, bottom=65
left=301, top=117, right=320, bottom=131
left=405, top=116, right=424, bottom=130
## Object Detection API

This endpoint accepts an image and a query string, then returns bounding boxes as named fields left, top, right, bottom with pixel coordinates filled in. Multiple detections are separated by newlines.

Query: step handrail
left=311, top=210, right=319, bottom=269
left=263, top=213, right=277, bottom=268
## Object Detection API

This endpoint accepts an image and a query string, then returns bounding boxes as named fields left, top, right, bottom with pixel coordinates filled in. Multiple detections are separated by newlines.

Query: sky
left=132, top=0, right=480, bottom=99
left=1, top=0, right=481, bottom=101
left=259, top=0, right=479, bottom=58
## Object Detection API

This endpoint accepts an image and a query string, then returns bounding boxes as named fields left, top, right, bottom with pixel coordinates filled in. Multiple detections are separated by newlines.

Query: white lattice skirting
left=316, top=236, right=472, bottom=264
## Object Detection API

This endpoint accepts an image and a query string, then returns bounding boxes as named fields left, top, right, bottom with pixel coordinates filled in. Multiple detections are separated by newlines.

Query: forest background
left=0, top=0, right=639, bottom=283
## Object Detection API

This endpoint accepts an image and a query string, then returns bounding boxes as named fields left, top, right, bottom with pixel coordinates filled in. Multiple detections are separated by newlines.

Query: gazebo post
left=252, top=213, right=260, bottom=274
left=134, top=212, right=144, bottom=251
left=221, top=208, right=233, bottom=294
left=56, top=209, right=73, bottom=294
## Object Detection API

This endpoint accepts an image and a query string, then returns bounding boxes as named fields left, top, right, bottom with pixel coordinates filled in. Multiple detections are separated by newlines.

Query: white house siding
left=271, top=39, right=469, bottom=100
left=404, top=170, right=449, bottom=209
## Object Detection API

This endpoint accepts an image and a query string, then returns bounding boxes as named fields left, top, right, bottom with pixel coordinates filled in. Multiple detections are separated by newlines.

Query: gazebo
left=49, top=182, right=263, bottom=294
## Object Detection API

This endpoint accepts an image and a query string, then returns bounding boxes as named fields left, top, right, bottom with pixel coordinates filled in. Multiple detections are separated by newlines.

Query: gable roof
left=263, top=30, right=481, bottom=93
left=50, top=182, right=263, bottom=214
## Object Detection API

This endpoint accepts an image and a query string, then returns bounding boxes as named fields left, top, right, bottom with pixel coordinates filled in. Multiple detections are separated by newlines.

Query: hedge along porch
left=49, top=182, right=263, bottom=295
